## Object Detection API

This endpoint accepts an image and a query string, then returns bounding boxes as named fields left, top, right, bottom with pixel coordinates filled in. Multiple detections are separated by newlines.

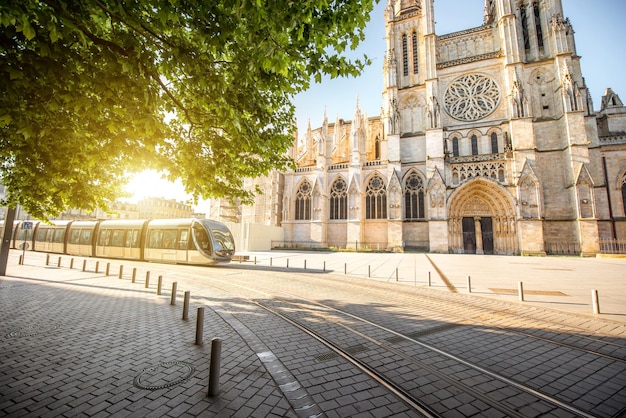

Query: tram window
left=36, top=228, right=47, bottom=242
left=192, top=225, right=211, bottom=252
left=53, top=229, right=64, bottom=243
left=162, top=230, right=177, bottom=249
left=126, top=229, right=139, bottom=248
left=148, top=230, right=163, bottom=248
left=69, top=230, right=81, bottom=244
left=111, top=230, right=126, bottom=247
left=178, top=230, right=188, bottom=250
left=98, top=230, right=111, bottom=246
left=80, top=230, right=92, bottom=245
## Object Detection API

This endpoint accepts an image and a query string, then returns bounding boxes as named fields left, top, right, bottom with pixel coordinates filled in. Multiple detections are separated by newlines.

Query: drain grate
left=133, top=361, right=194, bottom=390
left=315, top=343, right=370, bottom=363
left=405, top=323, right=464, bottom=340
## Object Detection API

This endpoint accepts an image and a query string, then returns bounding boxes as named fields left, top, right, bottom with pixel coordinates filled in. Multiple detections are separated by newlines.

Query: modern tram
left=1, top=218, right=235, bottom=265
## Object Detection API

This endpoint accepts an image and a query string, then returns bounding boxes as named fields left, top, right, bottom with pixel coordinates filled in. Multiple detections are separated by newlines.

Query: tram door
left=462, top=217, right=476, bottom=254
left=481, top=217, right=494, bottom=255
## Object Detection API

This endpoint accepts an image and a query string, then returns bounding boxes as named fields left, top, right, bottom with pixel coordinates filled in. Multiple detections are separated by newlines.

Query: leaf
left=0, top=114, right=12, bottom=127
left=20, top=17, right=35, bottom=40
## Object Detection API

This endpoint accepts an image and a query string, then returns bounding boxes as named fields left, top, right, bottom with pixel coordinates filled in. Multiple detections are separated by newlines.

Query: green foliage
left=0, top=0, right=374, bottom=219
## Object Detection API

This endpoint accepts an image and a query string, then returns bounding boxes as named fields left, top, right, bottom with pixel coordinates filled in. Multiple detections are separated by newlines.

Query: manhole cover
left=5, top=324, right=60, bottom=338
left=133, top=361, right=195, bottom=390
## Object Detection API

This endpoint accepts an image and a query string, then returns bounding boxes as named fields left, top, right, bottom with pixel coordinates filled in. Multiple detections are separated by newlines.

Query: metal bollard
left=105, top=263, right=110, bottom=276
left=145, top=272, right=150, bottom=289
left=208, top=338, right=222, bottom=397
left=467, top=275, right=472, bottom=293
left=254, top=256, right=257, bottom=265
left=57, top=256, right=61, bottom=267
left=46, top=254, right=50, bottom=265
left=270, top=257, right=272, bottom=267
left=592, top=289, right=600, bottom=314
left=195, top=307, right=205, bottom=345
left=396, top=268, right=398, bottom=282
left=95, top=261, right=99, bottom=274
left=344, top=263, right=347, bottom=275
left=323, top=261, right=326, bottom=272
left=182, top=291, right=190, bottom=320
left=118, top=265, right=123, bottom=279
left=286, top=258, right=289, bottom=268
left=518, top=282, right=525, bottom=302
left=428, top=271, right=431, bottom=286
left=19, top=255, right=23, bottom=265
left=170, top=282, right=177, bottom=305
left=304, top=259, right=306, bottom=270
left=368, top=265, right=371, bottom=278
left=157, top=275, right=162, bottom=295
left=132, top=268, right=137, bottom=283
left=82, top=260, right=87, bottom=272
left=69, top=258, right=74, bottom=269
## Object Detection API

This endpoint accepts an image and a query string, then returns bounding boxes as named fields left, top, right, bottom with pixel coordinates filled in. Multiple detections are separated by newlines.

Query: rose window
left=444, top=74, right=501, bottom=121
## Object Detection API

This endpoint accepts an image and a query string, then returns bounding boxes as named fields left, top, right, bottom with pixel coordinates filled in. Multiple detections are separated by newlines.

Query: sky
left=126, top=0, right=626, bottom=207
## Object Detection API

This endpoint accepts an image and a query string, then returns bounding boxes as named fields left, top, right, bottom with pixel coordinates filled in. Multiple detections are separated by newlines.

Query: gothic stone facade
left=252, top=0, right=626, bottom=255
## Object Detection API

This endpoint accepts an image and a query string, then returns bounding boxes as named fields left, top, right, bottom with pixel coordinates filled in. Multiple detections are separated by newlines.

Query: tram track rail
left=286, top=270, right=626, bottom=363
left=192, top=274, right=608, bottom=417
left=51, top=255, right=622, bottom=417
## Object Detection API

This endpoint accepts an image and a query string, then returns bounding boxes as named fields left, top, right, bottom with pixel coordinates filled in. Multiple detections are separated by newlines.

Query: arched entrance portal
left=448, top=179, right=519, bottom=255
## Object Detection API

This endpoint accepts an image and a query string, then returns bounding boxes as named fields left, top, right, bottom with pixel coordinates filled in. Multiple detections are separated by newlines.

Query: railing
left=544, top=241, right=581, bottom=255
left=600, top=239, right=626, bottom=254
left=403, top=240, right=430, bottom=252
left=271, top=241, right=391, bottom=252
left=363, top=160, right=383, bottom=167
left=448, top=152, right=508, bottom=164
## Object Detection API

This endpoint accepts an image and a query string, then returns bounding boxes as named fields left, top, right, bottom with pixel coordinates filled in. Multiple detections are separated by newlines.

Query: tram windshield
left=211, top=225, right=235, bottom=253
left=192, top=224, right=212, bottom=254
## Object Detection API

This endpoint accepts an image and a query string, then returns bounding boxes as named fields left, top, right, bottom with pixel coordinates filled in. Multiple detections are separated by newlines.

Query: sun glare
left=123, top=170, right=191, bottom=204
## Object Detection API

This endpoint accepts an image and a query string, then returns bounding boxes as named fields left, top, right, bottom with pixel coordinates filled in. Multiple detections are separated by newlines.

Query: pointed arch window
left=452, top=137, right=459, bottom=157
left=520, top=6, right=530, bottom=50
left=471, top=135, right=478, bottom=155
left=374, top=134, right=381, bottom=160
left=404, top=172, right=425, bottom=219
left=534, top=2, right=544, bottom=48
left=412, top=31, right=418, bottom=74
left=402, top=34, right=409, bottom=76
left=295, top=180, right=312, bottom=220
left=491, top=132, right=499, bottom=153
left=366, top=174, right=387, bottom=219
left=330, top=177, right=348, bottom=220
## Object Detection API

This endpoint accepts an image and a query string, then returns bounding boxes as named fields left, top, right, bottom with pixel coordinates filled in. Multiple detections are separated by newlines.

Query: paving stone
left=2, top=251, right=625, bottom=417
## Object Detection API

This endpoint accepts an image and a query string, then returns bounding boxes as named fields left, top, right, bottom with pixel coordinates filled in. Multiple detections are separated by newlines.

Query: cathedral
left=215, top=0, right=626, bottom=255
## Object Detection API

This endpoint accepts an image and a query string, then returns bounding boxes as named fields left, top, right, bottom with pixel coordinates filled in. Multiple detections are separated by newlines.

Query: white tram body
left=66, top=221, right=99, bottom=257
left=1, top=218, right=235, bottom=265
left=143, top=218, right=235, bottom=264
left=33, top=220, right=72, bottom=254
left=95, top=220, right=147, bottom=261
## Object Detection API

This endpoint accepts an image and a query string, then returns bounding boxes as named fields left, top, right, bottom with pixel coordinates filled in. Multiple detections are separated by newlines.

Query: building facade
left=230, top=0, right=626, bottom=255
left=136, top=197, right=195, bottom=219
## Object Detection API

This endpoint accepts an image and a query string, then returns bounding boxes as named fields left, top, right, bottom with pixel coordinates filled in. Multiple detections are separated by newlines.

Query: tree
left=0, top=0, right=374, bottom=220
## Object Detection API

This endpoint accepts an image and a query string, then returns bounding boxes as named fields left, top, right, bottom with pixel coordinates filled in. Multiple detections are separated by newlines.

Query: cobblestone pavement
left=1, top=249, right=625, bottom=417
